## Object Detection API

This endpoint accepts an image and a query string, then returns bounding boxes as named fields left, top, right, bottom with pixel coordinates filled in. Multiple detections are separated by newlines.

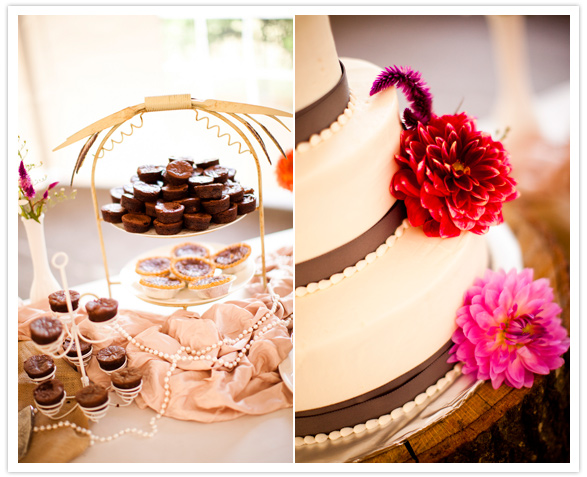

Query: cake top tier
left=295, top=15, right=342, bottom=112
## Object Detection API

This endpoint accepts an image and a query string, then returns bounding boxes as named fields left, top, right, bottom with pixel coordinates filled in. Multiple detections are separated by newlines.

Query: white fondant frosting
left=294, top=57, right=402, bottom=264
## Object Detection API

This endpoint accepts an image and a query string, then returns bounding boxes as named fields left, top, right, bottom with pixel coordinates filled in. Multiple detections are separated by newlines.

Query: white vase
left=21, top=214, right=61, bottom=303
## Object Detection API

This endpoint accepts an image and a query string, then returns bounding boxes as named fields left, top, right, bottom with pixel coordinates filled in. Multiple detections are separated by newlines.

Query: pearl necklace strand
left=32, top=291, right=291, bottom=446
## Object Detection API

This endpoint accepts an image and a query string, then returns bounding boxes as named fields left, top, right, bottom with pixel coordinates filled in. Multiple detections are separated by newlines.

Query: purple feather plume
left=370, top=66, right=433, bottom=128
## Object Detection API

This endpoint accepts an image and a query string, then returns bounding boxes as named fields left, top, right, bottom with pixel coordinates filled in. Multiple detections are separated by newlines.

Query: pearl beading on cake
left=296, top=219, right=410, bottom=297
left=295, top=92, right=357, bottom=153
left=295, top=364, right=463, bottom=446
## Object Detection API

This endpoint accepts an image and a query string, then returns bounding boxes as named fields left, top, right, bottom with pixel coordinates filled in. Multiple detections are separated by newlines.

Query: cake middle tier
left=295, top=57, right=403, bottom=264
left=295, top=226, right=489, bottom=413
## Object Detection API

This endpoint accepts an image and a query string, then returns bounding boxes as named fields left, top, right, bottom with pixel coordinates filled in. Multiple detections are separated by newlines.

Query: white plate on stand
left=119, top=241, right=256, bottom=308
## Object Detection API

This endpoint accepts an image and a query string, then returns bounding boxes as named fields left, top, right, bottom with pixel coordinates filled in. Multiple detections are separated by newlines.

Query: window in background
left=18, top=15, right=293, bottom=208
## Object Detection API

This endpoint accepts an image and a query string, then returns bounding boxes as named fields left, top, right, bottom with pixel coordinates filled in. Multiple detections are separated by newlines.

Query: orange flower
left=276, top=149, right=293, bottom=192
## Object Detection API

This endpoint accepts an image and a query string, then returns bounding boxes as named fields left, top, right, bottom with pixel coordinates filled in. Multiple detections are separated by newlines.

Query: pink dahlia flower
left=448, top=268, right=569, bottom=389
left=391, top=113, right=520, bottom=238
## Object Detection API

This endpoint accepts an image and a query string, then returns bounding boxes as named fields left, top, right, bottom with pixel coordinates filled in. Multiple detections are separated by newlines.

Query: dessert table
left=19, top=228, right=294, bottom=464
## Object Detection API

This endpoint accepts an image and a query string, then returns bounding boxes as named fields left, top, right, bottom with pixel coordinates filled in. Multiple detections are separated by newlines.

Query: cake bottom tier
left=295, top=226, right=488, bottom=435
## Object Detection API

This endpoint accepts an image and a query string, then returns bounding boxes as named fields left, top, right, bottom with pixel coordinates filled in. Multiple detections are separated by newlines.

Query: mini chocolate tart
left=96, top=345, right=126, bottom=371
left=187, top=274, right=236, bottom=299
left=202, top=195, right=230, bottom=215
left=171, top=257, right=215, bottom=282
left=111, top=367, right=143, bottom=390
left=49, top=289, right=81, bottom=313
left=162, top=183, right=189, bottom=201
left=137, top=165, right=164, bottom=183
left=179, top=197, right=201, bottom=214
left=222, top=181, right=244, bottom=203
left=213, top=204, right=238, bottom=224
left=155, top=201, right=185, bottom=224
left=120, top=193, right=145, bottom=214
left=76, top=383, right=109, bottom=408
left=136, top=256, right=171, bottom=276
left=212, top=243, right=252, bottom=273
left=121, top=213, right=152, bottom=233
left=166, top=160, right=193, bottom=185
left=153, top=219, right=183, bottom=235
left=139, top=275, right=185, bottom=299
left=133, top=181, right=161, bottom=202
left=30, top=316, right=63, bottom=345
left=86, top=297, right=118, bottom=323
left=171, top=242, right=211, bottom=259
left=110, top=186, right=125, bottom=203
left=24, top=355, right=55, bottom=380
left=195, top=158, right=220, bottom=169
left=184, top=212, right=212, bottom=231
left=203, top=165, right=229, bottom=183
left=101, top=203, right=128, bottom=223
left=34, top=379, right=65, bottom=406
left=192, top=183, right=223, bottom=200
left=62, top=337, right=93, bottom=357
left=235, top=194, right=257, bottom=215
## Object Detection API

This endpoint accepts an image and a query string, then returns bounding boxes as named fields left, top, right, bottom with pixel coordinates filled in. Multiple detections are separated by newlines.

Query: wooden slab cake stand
left=361, top=199, right=571, bottom=463
left=54, top=94, right=291, bottom=307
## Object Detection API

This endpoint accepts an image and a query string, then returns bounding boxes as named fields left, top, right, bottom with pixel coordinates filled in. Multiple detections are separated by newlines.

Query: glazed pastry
left=24, top=355, right=55, bottom=380
left=30, top=316, right=64, bottom=345
left=133, top=181, right=161, bottom=202
left=139, top=275, right=185, bottom=299
left=184, top=212, right=212, bottom=231
left=170, top=257, right=215, bottom=281
left=135, top=256, right=171, bottom=276
left=85, top=297, right=118, bottom=323
left=96, top=345, right=126, bottom=371
left=212, top=204, right=238, bottom=224
left=121, top=213, right=151, bottom=233
left=212, top=243, right=252, bottom=273
left=75, top=383, right=109, bottom=408
left=33, top=379, right=65, bottom=406
left=188, top=274, right=235, bottom=299
left=48, top=289, right=80, bottom=313
left=111, top=367, right=143, bottom=390
left=171, top=242, right=210, bottom=259
left=202, top=195, right=230, bottom=215
left=101, top=203, right=128, bottom=223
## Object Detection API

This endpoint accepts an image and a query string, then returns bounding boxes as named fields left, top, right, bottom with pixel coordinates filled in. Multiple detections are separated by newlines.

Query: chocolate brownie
left=123, top=183, right=134, bottom=194
left=75, top=383, right=109, bottom=408
left=121, top=213, right=151, bottom=233
left=137, top=165, right=164, bottom=183
left=110, top=186, right=125, bottom=203
left=101, top=203, right=128, bottom=223
left=203, top=165, right=229, bottom=183
left=133, top=181, right=161, bottom=202
left=86, top=297, right=118, bottom=323
left=193, top=183, right=223, bottom=200
left=129, top=174, right=141, bottom=183
left=144, top=199, right=165, bottom=218
left=162, top=183, right=189, bottom=201
left=153, top=219, right=183, bottom=235
left=188, top=175, right=214, bottom=191
left=222, top=181, right=244, bottom=203
left=168, top=155, right=195, bottom=166
left=62, top=337, right=93, bottom=357
left=212, top=204, right=238, bottom=224
left=49, top=289, right=81, bottom=313
left=155, top=202, right=185, bottom=224
left=202, top=195, right=230, bottom=215
left=166, top=160, right=193, bottom=185
left=179, top=197, right=200, bottom=214
left=33, top=379, right=65, bottom=406
left=195, top=158, right=220, bottom=169
left=30, top=316, right=63, bottom=345
left=235, top=194, right=257, bottom=215
left=120, top=193, right=145, bottom=213
left=184, top=212, right=212, bottom=231
left=24, top=354, right=55, bottom=380
left=96, top=345, right=126, bottom=371
left=111, top=367, right=143, bottom=390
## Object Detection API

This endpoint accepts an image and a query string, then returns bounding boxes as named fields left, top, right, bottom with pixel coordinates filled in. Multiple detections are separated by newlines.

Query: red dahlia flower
left=276, top=149, right=293, bottom=192
left=392, top=113, right=519, bottom=237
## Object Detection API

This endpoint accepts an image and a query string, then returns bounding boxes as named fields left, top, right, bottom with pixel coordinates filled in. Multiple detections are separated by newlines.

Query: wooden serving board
left=361, top=200, right=571, bottom=463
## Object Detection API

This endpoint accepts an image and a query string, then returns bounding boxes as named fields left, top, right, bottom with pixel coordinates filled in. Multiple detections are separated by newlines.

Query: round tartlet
left=171, top=242, right=211, bottom=259
left=211, top=243, right=252, bottom=273
left=187, top=274, right=236, bottom=299
left=135, top=257, right=171, bottom=277
left=139, top=275, right=185, bottom=299
left=170, top=257, right=215, bottom=282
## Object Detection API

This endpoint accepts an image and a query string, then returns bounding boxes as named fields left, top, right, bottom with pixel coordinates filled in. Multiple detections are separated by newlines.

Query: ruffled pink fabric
left=18, top=248, right=293, bottom=422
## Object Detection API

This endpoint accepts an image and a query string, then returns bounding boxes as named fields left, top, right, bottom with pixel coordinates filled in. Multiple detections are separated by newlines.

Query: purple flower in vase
left=19, top=160, right=36, bottom=199
left=43, top=181, right=59, bottom=200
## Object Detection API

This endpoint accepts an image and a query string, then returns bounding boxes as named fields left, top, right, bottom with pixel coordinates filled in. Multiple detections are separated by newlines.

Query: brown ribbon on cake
left=295, top=339, right=455, bottom=437
left=295, top=200, right=407, bottom=288
left=295, top=61, right=350, bottom=146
